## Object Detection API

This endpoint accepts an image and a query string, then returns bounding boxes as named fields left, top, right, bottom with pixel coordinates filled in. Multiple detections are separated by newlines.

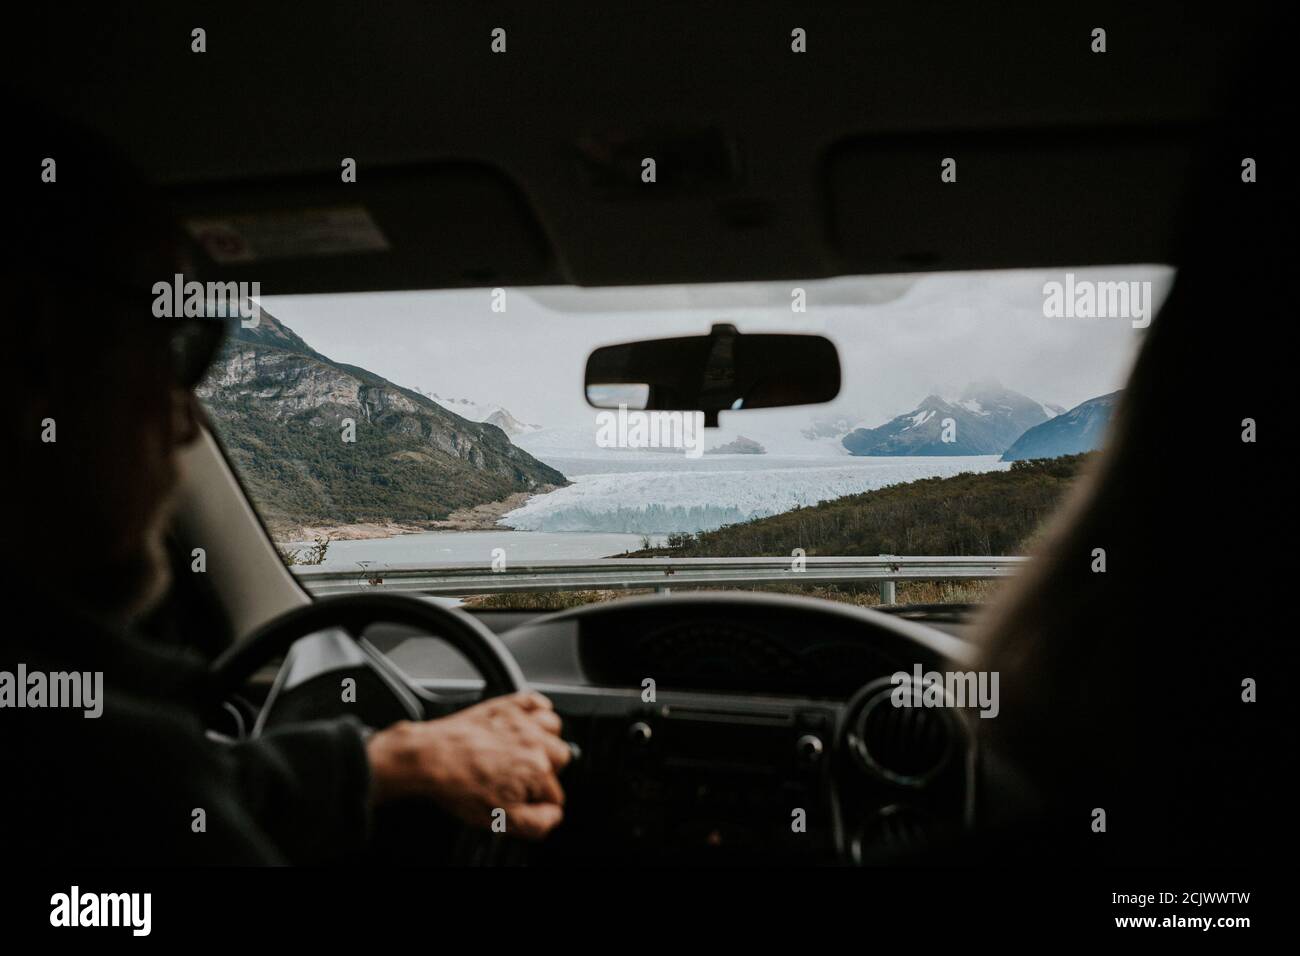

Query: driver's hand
left=364, top=691, right=571, bottom=839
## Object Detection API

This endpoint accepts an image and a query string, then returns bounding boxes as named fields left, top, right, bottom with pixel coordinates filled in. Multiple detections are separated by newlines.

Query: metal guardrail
left=292, top=555, right=1030, bottom=603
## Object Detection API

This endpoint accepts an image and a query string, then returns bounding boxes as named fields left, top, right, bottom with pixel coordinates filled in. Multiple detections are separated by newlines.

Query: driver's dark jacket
left=0, top=589, right=372, bottom=865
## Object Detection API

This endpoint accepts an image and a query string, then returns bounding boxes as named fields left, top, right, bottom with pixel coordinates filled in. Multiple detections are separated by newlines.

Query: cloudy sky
left=265, top=264, right=1173, bottom=430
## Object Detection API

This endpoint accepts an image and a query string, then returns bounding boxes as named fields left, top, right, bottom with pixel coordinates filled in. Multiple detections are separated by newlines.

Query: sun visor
left=169, top=162, right=558, bottom=293
left=824, top=129, right=1201, bottom=273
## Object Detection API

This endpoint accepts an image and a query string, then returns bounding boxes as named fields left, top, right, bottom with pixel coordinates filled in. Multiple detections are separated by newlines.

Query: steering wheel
left=206, top=592, right=530, bottom=864
left=208, top=592, right=526, bottom=705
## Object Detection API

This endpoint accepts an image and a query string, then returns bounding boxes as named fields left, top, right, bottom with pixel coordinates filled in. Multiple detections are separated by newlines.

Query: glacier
left=500, top=455, right=1010, bottom=533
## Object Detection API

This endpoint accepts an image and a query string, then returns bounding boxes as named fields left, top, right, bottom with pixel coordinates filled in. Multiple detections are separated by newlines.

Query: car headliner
left=10, top=3, right=1267, bottom=294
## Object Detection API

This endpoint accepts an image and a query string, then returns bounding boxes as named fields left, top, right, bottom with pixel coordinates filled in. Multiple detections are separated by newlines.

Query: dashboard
left=265, top=592, right=980, bottom=865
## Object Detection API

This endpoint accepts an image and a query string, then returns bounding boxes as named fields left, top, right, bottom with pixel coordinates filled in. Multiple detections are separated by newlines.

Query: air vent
left=849, top=805, right=936, bottom=863
left=875, top=804, right=933, bottom=848
left=846, top=677, right=955, bottom=787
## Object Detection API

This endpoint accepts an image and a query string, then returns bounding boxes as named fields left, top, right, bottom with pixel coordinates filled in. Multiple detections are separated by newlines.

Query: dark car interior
left=6, top=2, right=1284, bottom=878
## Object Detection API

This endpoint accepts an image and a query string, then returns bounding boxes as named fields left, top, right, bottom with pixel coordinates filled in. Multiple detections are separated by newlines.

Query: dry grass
left=461, top=578, right=1005, bottom=611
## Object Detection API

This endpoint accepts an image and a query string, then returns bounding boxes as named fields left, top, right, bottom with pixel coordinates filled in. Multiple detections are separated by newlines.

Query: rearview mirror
left=584, top=324, right=841, bottom=426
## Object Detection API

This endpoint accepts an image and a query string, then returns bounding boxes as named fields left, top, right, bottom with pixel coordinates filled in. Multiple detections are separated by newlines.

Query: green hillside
left=634, top=455, right=1092, bottom=558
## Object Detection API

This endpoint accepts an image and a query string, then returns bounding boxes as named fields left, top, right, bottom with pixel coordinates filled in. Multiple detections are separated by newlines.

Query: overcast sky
left=264, top=265, right=1173, bottom=430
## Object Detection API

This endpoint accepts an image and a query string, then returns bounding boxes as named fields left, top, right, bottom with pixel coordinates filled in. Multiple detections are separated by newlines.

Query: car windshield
left=198, top=265, right=1172, bottom=610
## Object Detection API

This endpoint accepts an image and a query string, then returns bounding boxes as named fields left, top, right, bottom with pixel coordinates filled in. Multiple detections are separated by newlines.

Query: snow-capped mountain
left=415, top=390, right=542, bottom=438
left=1000, top=390, right=1120, bottom=461
left=842, top=380, right=1054, bottom=456
left=801, top=414, right=867, bottom=441
left=482, top=406, right=541, bottom=438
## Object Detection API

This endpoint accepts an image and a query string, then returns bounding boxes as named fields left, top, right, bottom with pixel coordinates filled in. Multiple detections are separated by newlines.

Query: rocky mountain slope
left=1000, top=390, right=1120, bottom=461
left=197, top=313, right=566, bottom=535
left=706, top=435, right=766, bottom=455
